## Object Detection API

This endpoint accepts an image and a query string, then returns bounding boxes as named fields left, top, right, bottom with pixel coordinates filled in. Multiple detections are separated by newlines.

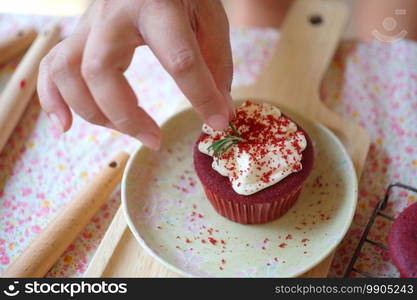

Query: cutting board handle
left=232, top=0, right=349, bottom=119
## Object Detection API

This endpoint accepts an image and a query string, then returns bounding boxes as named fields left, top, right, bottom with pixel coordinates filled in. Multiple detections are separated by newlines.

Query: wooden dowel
left=0, top=24, right=60, bottom=153
left=0, top=28, right=37, bottom=64
left=2, top=151, right=130, bottom=278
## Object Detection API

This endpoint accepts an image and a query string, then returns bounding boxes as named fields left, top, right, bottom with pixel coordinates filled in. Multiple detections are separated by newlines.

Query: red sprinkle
left=279, top=243, right=287, bottom=248
left=208, top=237, right=217, bottom=245
left=20, top=80, right=26, bottom=88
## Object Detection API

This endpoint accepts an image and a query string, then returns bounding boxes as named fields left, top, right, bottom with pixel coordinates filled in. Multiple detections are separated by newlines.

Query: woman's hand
left=37, top=0, right=234, bottom=150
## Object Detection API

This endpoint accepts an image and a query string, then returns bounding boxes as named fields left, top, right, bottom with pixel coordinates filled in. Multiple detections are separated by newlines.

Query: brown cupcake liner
left=202, top=183, right=303, bottom=224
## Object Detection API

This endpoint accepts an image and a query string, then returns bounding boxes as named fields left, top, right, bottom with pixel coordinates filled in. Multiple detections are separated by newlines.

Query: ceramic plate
left=122, top=104, right=357, bottom=277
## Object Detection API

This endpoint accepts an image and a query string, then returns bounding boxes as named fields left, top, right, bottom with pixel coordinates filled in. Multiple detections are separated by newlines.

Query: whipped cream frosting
left=198, top=101, right=307, bottom=195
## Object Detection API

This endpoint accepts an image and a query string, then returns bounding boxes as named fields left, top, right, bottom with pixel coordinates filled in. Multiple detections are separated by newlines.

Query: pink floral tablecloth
left=0, top=14, right=416, bottom=278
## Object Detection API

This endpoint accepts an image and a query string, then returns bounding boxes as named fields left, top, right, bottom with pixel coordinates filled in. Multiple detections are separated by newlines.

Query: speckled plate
left=121, top=104, right=358, bottom=277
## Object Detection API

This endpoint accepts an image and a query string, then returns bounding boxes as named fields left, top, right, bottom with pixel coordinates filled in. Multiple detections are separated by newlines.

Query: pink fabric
left=0, top=14, right=416, bottom=277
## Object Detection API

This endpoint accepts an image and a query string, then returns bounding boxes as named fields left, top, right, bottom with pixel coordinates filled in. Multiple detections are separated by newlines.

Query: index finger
left=138, top=0, right=231, bottom=130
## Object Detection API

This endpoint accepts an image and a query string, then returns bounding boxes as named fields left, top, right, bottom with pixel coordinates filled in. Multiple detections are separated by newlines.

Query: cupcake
left=388, top=202, right=417, bottom=278
left=193, top=100, right=314, bottom=224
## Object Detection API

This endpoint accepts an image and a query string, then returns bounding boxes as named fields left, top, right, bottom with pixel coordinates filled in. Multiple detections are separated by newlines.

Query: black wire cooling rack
left=344, top=182, right=417, bottom=278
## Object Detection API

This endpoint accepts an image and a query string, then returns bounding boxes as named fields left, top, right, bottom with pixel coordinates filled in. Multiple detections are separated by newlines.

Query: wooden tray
left=84, top=0, right=370, bottom=278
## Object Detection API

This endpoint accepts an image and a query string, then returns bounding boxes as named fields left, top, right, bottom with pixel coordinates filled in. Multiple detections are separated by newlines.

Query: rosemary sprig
left=208, top=122, right=245, bottom=162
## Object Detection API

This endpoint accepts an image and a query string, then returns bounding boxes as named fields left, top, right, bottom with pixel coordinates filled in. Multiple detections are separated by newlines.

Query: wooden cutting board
left=84, top=0, right=370, bottom=278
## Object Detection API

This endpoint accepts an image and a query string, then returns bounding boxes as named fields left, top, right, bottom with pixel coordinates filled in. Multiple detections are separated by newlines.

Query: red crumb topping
left=200, top=101, right=306, bottom=190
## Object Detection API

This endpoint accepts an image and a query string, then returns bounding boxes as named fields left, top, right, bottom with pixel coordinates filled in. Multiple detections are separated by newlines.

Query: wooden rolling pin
left=0, top=28, right=37, bottom=65
left=0, top=24, right=60, bottom=153
left=2, top=151, right=130, bottom=278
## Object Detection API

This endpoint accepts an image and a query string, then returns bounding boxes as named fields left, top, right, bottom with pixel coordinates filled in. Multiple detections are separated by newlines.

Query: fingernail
left=48, top=113, right=63, bottom=133
left=207, top=114, right=228, bottom=130
left=136, top=132, right=161, bottom=150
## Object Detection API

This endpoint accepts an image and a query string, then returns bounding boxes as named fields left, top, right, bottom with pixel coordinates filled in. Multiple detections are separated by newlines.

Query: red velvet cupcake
left=388, top=202, right=417, bottom=278
left=193, top=101, right=314, bottom=224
